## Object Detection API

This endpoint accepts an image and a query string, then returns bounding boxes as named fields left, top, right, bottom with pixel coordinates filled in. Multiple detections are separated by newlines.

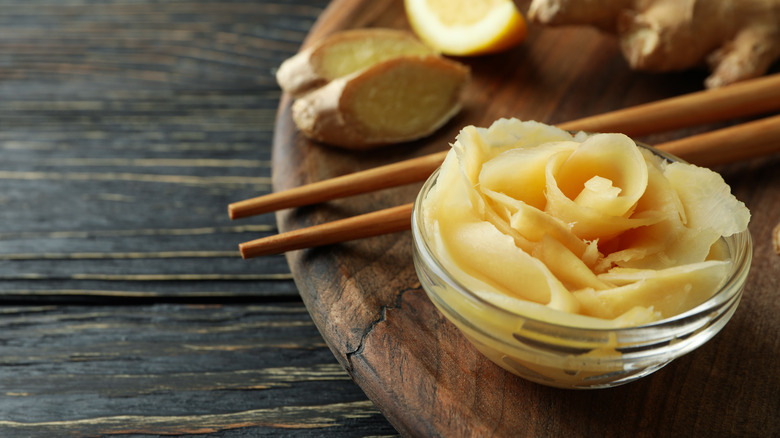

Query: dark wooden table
left=0, top=1, right=397, bottom=436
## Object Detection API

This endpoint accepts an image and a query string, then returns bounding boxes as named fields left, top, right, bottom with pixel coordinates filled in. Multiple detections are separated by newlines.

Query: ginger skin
left=528, top=0, right=780, bottom=88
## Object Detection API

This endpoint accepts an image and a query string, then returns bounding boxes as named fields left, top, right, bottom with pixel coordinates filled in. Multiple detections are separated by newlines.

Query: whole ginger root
left=528, top=0, right=780, bottom=88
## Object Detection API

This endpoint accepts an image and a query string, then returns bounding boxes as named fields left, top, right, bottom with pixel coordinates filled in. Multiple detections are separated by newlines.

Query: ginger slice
left=580, top=260, right=732, bottom=319
left=276, top=28, right=436, bottom=97
left=291, top=55, right=470, bottom=150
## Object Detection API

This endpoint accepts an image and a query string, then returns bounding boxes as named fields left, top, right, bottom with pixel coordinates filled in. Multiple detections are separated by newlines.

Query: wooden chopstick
left=229, top=73, right=780, bottom=220
left=229, top=152, right=444, bottom=219
left=239, top=204, right=413, bottom=259
left=239, top=113, right=780, bottom=258
left=554, top=72, right=780, bottom=137
left=659, top=113, right=780, bottom=167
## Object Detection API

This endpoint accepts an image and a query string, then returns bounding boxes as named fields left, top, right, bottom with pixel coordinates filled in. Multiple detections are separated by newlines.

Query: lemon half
left=404, top=0, right=527, bottom=56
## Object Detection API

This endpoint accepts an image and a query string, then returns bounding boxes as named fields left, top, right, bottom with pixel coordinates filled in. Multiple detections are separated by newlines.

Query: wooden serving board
left=272, top=0, right=780, bottom=436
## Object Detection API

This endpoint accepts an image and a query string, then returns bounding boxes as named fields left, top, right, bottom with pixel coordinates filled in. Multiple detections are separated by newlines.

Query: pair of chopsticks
left=232, top=73, right=780, bottom=259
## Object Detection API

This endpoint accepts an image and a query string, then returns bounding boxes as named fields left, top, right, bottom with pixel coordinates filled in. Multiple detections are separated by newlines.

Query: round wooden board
left=271, top=0, right=780, bottom=436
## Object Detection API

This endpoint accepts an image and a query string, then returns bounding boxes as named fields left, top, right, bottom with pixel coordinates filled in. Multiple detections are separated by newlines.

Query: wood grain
left=0, top=0, right=317, bottom=302
left=0, top=1, right=398, bottom=436
left=0, top=304, right=396, bottom=437
left=273, top=0, right=780, bottom=436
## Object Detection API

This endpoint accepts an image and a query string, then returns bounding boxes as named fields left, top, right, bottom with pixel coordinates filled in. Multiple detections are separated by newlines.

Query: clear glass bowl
left=411, top=145, right=752, bottom=389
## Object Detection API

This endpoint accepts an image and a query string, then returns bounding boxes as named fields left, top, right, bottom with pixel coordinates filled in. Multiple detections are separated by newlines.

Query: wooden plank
left=0, top=0, right=332, bottom=301
left=0, top=1, right=399, bottom=436
left=272, top=0, right=780, bottom=436
left=0, top=304, right=397, bottom=437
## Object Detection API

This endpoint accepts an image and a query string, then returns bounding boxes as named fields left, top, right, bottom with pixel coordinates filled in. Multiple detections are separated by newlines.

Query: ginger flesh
left=276, top=28, right=435, bottom=97
left=346, top=59, right=467, bottom=138
left=528, top=0, right=780, bottom=88
left=292, top=55, right=470, bottom=150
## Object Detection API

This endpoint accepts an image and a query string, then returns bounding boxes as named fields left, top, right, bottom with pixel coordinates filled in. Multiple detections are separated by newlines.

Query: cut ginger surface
left=276, top=28, right=436, bottom=97
left=292, top=55, right=470, bottom=149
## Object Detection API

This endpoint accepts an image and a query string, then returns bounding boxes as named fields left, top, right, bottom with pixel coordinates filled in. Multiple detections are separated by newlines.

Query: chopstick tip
left=238, top=243, right=250, bottom=259
left=227, top=204, right=239, bottom=220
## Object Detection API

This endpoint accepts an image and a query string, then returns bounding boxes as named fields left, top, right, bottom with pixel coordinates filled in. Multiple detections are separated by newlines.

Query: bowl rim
left=411, top=141, right=753, bottom=335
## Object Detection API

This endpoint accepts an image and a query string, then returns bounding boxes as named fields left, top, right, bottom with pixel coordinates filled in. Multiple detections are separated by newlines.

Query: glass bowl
left=411, top=145, right=752, bottom=389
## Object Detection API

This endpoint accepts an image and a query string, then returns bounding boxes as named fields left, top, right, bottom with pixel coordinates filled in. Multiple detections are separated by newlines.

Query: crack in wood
left=343, top=285, right=420, bottom=372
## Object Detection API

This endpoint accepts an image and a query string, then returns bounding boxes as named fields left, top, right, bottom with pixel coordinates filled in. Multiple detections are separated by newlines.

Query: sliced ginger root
left=528, top=0, right=780, bottom=88
left=292, top=55, right=470, bottom=150
left=277, top=28, right=470, bottom=149
left=277, top=28, right=436, bottom=97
